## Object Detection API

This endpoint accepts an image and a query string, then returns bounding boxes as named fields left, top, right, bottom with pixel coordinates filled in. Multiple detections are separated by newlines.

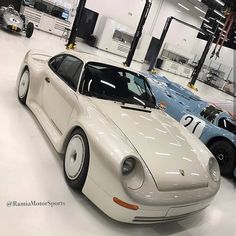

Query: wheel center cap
left=218, top=154, right=224, bottom=161
left=71, top=152, right=77, bottom=163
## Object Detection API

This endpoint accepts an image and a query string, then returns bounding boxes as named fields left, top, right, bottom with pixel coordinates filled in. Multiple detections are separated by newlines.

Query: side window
left=49, top=55, right=64, bottom=72
left=56, top=55, right=83, bottom=90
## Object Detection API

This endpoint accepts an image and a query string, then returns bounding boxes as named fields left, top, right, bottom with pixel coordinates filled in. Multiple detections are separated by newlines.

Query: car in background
left=145, top=73, right=236, bottom=177
left=16, top=50, right=220, bottom=223
left=0, top=4, right=34, bottom=38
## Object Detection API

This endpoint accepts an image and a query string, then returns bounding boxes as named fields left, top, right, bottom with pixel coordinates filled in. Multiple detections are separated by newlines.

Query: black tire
left=63, top=128, right=90, bottom=190
left=209, top=140, right=235, bottom=176
left=20, top=14, right=25, bottom=24
left=26, top=22, right=34, bottom=38
left=18, top=69, right=30, bottom=105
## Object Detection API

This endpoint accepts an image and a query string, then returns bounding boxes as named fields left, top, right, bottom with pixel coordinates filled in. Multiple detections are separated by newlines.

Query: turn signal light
left=113, top=197, right=139, bottom=210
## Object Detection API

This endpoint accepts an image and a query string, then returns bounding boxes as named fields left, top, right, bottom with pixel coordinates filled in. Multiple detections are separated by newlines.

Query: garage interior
left=0, top=0, right=235, bottom=235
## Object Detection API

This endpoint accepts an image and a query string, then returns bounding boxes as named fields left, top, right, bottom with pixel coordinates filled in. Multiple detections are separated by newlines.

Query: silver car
left=0, top=4, right=34, bottom=38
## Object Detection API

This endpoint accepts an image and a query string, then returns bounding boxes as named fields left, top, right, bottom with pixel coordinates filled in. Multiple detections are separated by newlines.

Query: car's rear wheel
left=18, top=69, right=30, bottom=104
left=64, top=128, right=89, bottom=190
left=26, top=22, right=34, bottom=38
left=209, top=140, right=235, bottom=176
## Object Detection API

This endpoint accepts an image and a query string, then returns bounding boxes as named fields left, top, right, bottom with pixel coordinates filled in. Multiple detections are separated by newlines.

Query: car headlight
left=122, top=157, right=136, bottom=176
left=209, top=157, right=220, bottom=182
left=122, top=157, right=145, bottom=190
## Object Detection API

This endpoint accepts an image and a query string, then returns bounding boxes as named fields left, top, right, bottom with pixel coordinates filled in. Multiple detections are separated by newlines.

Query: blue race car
left=145, top=73, right=236, bottom=177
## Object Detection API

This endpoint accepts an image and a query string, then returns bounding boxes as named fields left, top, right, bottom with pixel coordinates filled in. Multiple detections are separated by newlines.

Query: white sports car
left=17, top=50, right=220, bottom=223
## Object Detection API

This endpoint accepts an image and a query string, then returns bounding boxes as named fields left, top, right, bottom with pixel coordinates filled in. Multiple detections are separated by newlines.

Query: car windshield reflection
left=80, top=62, right=156, bottom=108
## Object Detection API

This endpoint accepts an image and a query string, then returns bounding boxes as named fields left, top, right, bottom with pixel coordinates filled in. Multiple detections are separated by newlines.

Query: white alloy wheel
left=19, top=70, right=30, bottom=99
left=65, top=134, right=85, bottom=180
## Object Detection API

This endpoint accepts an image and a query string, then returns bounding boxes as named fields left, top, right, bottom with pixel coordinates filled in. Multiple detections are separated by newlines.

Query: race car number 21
left=180, top=115, right=206, bottom=138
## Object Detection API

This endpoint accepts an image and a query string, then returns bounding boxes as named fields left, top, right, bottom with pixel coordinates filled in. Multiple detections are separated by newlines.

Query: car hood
left=90, top=98, right=210, bottom=191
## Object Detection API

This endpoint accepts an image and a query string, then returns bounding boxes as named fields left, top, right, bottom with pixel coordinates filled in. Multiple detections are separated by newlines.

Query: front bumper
left=83, top=177, right=212, bottom=224
left=7, top=25, right=21, bottom=32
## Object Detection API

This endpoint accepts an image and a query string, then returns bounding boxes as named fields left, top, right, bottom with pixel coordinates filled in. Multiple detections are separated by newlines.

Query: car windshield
left=80, top=62, right=156, bottom=108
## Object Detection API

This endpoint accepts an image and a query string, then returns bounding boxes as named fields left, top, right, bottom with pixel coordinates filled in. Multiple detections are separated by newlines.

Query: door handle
left=45, top=77, right=50, bottom=83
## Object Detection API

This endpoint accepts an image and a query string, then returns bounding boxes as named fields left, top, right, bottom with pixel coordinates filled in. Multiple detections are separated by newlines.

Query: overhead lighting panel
left=215, top=0, right=225, bottom=7
left=194, top=6, right=206, bottom=14
left=216, top=19, right=225, bottom=26
left=214, top=9, right=225, bottom=18
left=206, top=29, right=215, bottom=35
left=218, top=27, right=226, bottom=33
left=203, top=23, right=212, bottom=29
left=200, top=16, right=210, bottom=23
left=178, top=3, right=189, bottom=11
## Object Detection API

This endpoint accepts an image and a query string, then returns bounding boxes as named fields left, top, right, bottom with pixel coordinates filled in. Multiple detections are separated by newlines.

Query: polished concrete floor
left=0, top=29, right=235, bottom=236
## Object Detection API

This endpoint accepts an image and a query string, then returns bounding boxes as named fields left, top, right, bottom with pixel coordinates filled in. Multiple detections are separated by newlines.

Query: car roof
left=63, top=50, right=141, bottom=75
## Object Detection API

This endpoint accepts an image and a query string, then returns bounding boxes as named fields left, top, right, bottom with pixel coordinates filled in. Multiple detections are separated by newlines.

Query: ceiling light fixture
left=214, top=9, right=225, bottom=18
left=176, top=9, right=182, bottom=13
left=218, top=27, right=226, bottom=33
left=178, top=3, right=189, bottom=11
left=215, top=0, right=225, bottom=7
left=195, top=6, right=206, bottom=14
left=206, top=29, right=215, bottom=35
left=200, top=16, right=210, bottom=23
left=203, top=23, right=212, bottom=29
left=216, top=19, right=225, bottom=26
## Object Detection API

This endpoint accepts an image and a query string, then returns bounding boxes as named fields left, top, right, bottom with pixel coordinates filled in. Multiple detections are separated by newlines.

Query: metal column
left=66, top=0, right=87, bottom=49
left=124, top=0, right=152, bottom=67
left=188, top=21, right=219, bottom=89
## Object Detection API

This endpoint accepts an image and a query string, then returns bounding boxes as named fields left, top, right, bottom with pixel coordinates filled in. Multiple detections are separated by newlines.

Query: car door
left=43, top=54, right=83, bottom=135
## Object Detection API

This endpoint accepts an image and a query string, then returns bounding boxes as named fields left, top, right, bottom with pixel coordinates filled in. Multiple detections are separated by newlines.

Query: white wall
left=86, top=0, right=160, bottom=35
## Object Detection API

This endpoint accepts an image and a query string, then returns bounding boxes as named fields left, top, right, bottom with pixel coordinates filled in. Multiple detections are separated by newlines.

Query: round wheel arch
left=63, top=126, right=90, bottom=154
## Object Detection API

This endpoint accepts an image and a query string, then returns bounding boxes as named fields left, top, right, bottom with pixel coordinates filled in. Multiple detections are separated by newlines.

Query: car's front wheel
left=26, top=22, right=34, bottom=38
left=64, top=128, right=90, bottom=190
left=209, top=140, right=235, bottom=176
left=18, top=69, right=30, bottom=104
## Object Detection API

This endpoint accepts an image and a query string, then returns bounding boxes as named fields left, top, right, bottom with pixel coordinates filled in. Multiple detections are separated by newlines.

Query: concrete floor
left=0, top=29, right=235, bottom=236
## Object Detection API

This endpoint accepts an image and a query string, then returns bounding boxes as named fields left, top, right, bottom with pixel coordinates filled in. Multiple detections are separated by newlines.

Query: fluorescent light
left=203, top=23, right=212, bottom=29
left=218, top=27, right=226, bottom=33
left=194, top=6, right=206, bottom=14
left=216, top=19, right=225, bottom=26
left=206, top=29, right=215, bottom=35
left=214, top=9, right=225, bottom=18
left=199, top=31, right=205, bottom=35
left=234, top=41, right=236, bottom=44
left=178, top=3, right=189, bottom=11
left=176, top=9, right=182, bottom=13
left=215, top=0, right=225, bottom=6
left=200, top=16, right=210, bottom=23
left=198, top=0, right=202, bottom=2
left=220, top=37, right=229, bottom=42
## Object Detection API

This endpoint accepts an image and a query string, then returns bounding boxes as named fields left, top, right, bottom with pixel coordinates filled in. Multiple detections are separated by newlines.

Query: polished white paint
left=0, top=29, right=234, bottom=235
left=14, top=43, right=220, bottom=223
